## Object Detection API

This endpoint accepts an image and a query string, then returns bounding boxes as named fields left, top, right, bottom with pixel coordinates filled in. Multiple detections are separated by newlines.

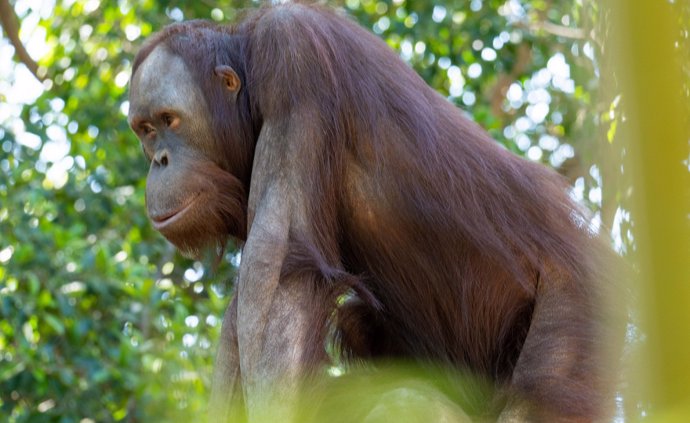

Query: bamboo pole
left=607, top=0, right=690, bottom=419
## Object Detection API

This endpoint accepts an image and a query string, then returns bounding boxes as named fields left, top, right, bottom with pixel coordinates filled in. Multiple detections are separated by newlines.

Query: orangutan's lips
left=151, top=194, right=200, bottom=230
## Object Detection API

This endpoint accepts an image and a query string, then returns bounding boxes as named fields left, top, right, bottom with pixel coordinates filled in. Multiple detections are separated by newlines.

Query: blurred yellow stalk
left=608, top=0, right=690, bottom=420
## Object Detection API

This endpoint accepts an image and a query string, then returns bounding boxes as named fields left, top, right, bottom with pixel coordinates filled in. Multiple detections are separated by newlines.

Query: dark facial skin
left=128, top=45, right=245, bottom=256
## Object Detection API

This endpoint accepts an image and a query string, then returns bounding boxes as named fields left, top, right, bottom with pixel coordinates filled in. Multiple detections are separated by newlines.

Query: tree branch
left=489, top=43, right=532, bottom=117
left=0, top=0, right=44, bottom=81
left=515, top=21, right=586, bottom=40
left=535, top=21, right=586, bottom=40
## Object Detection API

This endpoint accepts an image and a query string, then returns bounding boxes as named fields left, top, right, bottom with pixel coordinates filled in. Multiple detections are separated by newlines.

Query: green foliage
left=1, top=2, right=242, bottom=421
left=2, top=0, right=678, bottom=421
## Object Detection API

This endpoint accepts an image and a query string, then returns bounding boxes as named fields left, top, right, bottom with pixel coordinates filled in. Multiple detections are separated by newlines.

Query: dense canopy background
left=0, top=0, right=688, bottom=422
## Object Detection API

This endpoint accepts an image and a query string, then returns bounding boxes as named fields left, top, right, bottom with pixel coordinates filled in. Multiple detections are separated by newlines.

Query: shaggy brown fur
left=130, top=3, right=618, bottom=422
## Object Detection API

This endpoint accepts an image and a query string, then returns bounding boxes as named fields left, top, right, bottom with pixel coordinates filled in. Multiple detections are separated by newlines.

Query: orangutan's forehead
left=128, top=45, right=208, bottom=122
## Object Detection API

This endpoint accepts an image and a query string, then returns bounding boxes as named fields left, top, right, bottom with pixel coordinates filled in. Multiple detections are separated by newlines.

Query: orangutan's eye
left=140, top=123, right=156, bottom=136
left=161, top=113, right=179, bottom=129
